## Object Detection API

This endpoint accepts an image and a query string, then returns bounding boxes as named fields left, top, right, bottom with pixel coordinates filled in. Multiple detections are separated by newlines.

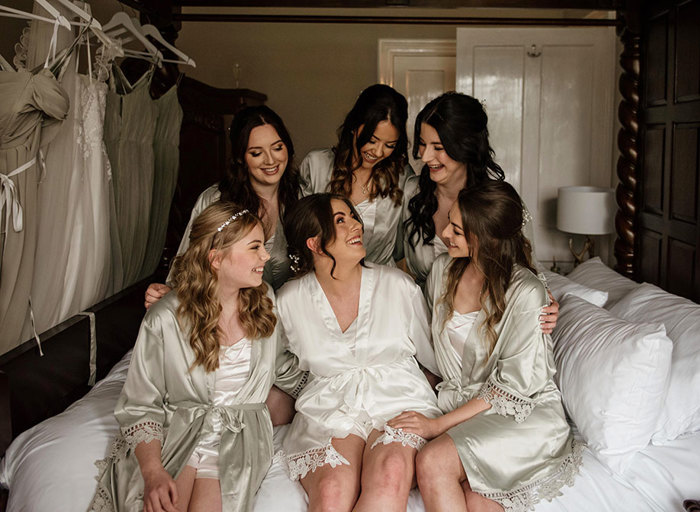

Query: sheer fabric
left=103, top=65, right=157, bottom=290
left=141, top=84, right=182, bottom=277
left=0, top=67, right=69, bottom=353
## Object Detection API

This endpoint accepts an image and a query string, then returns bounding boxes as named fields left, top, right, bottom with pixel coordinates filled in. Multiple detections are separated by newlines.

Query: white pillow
left=566, top=257, right=639, bottom=308
left=552, top=295, right=672, bottom=474
left=540, top=269, right=608, bottom=307
left=609, top=283, right=700, bottom=443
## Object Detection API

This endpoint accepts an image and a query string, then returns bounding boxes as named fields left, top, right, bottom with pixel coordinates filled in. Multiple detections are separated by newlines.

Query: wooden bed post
left=614, top=1, right=641, bottom=278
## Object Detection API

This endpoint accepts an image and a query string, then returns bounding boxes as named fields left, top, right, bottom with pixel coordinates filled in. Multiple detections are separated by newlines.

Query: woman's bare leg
left=416, top=434, right=468, bottom=512
left=188, top=478, right=222, bottom=512
left=300, top=434, right=364, bottom=512
left=354, top=429, right=416, bottom=512
left=173, top=466, right=196, bottom=512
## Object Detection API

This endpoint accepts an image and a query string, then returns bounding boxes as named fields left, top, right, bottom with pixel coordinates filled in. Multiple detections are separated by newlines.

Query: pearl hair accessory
left=288, top=252, right=301, bottom=273
left=217, top=209, right=250, bottom=232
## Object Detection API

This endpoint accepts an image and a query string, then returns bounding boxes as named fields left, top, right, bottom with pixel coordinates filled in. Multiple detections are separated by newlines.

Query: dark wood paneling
left=671, top=123, right=699, bottom=223
left=637, top=0, right=700, bottom=302
left=640, top=229, right=663, bottom=283
left=676, top=0, right=700, bottom=102
left=645, top=10, right=669, bottom=106
left=668, top=237, right=696, bottom=296
left=643, top=126, right=666, bottom=214
left=170, top=0, right=621, bottom=8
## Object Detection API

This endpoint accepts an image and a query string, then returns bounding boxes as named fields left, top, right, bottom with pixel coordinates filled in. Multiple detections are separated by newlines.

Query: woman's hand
left=387, top=411, right=443, bottom=440
left=540, top=291, right=559, bottom=334
left=141, top=465, right=178, bottom=512
left=145, top=283, right=172, bottom=310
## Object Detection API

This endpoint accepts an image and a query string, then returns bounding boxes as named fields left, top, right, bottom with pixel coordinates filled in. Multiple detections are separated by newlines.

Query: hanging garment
left=0, top=68, right=69, bottom=354
left=140, top=83, right=182, bottom=278
left=103, top=65, right=157, bottom=290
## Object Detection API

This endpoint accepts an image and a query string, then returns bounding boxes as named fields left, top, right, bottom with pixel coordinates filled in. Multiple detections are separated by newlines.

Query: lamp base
left=569, top=236, right=594, bottom=267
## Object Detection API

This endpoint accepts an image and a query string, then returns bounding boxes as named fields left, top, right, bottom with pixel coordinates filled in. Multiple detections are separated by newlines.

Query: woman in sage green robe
left=390, top=182, right=581, bottom=512
left=89, top=203, right=303, bottom=512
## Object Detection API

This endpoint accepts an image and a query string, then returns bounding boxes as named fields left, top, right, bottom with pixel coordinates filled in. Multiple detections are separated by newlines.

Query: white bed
left=2, top=258, right=699, bottom=511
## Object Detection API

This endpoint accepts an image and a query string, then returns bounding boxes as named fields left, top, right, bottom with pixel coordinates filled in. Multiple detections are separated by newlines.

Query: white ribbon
left=1, top=156, right=36, bottom=235
left=77, top=311, right=97, bottom=385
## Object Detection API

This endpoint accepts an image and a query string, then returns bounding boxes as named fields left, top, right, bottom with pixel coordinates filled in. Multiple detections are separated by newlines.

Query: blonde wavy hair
left=438, top=181, right=535, bottom=360
left=170, top=201, right=276, bottom=372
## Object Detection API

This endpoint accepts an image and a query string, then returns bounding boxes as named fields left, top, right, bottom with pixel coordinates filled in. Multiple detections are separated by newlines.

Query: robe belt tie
left=0, top=156, right=35, bottom=234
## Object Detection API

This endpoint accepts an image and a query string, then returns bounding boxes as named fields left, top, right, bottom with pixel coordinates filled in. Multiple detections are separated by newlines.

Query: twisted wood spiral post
left=614, top=6, right=641, bottom=278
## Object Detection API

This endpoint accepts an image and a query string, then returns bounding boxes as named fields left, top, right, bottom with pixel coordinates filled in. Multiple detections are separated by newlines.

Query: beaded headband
left=217, top=209, right=250, bottom=232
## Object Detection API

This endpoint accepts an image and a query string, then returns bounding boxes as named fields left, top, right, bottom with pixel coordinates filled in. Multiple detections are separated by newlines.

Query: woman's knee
left=416, top=438, right=460, bottom=486
left=312, top=472, right=359, bottom=511
left=364, top=448, right=412, bottom=492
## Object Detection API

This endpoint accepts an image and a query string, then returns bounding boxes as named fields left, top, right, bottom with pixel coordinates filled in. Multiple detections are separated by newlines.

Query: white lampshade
left=557, top=186, right=615, bottom=235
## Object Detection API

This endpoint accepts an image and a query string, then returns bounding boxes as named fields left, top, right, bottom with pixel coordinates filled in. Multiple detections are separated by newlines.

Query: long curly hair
left=219, top=105, right=302, bottom=218
left=170, top=202, right=276, bottom=372
left=406, top=92, right=505, bottom=248
left=438, top=181, right=534, bottom=359
left=284, top=193, right=364, bottom=280
left=329, top=84, right=408, bottom=207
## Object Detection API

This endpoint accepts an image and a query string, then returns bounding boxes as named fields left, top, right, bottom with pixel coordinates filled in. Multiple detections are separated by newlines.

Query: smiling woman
left=277, top=192, right=441, bottom=512
left=299, top=84, right=413, bottom=267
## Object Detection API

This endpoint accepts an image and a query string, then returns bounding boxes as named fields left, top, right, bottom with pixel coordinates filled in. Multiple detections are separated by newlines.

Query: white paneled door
left=378, top=39, right=456, bottom=172
left=456, top=27, right=616, bottom=266
left=379, top=28, right=616, bottom=266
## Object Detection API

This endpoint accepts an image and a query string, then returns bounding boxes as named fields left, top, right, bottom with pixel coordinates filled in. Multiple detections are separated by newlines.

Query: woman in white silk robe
left=390, top=182, right=581, bottom=512
left=90, top=203, right=304, bottom=512
left=278, top=193, right=441, bottom=512
left=299, top=84, right=412, bottom=267
left=401, top=92, right=558, bottom=333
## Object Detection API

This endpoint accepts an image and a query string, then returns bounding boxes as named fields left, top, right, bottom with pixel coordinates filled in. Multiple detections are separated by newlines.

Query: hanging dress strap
left=43, top=19, right=60, bottom=69
left=0, top=157, right=36, bottom=235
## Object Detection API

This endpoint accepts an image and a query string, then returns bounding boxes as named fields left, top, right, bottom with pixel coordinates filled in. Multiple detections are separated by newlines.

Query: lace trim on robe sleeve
left=477, top=377, right=534, bottom=424
left=121, top=420, right=164, bottom=448
left=289, top=371, right=309, bottom=399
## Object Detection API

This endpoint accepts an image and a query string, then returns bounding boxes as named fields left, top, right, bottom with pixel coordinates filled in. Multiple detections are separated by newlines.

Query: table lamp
left=556, top=186, right=615, bottom=266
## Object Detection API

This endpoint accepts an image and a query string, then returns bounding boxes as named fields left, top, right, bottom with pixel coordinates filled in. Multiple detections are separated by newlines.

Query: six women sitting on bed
left=96, top=86, right=577, bottom=512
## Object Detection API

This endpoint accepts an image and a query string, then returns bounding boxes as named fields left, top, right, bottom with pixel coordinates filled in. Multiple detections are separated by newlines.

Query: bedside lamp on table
left=556, top=186, right=615, bottom=266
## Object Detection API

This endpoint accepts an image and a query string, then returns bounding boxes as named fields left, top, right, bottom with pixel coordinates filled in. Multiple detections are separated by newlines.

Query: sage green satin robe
left=425, top=255, right=581, bottom=512
left=402, top=176, right=537, bottom=289
left=89, top=290, right=293, bottom=512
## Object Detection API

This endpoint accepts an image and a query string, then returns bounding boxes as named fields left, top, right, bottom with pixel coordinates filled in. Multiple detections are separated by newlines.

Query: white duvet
left=1, top=349, right=698, bottom=512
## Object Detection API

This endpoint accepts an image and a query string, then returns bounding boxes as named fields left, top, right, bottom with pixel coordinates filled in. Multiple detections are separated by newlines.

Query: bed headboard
left=0, top=280, right=148, bottom=459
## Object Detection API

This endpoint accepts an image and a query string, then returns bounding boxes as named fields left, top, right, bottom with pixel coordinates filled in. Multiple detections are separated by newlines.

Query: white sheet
left=1, top=349, right=698, bottom=512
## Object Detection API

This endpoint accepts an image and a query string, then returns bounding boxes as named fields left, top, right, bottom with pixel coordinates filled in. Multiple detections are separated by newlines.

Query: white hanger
left=0, top=1, right=71, bottom=29
left=138, top=21, right=195, bottom=67
left=52, top=0, right=101, bottom=30
left=0, top=52, right=15, bottom=71
left=101, top=11, right=162, bottom=63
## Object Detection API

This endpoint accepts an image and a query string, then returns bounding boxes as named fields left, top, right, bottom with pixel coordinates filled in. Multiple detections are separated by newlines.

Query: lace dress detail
left=286, top=443, right=350, bottom=480
left=13, top=25, right=31, bottom=70
left=370, top=425, right=427, bottom=451
left=480, top=439, right=584, bottom=512
left=478, top=377, right=534, bottom=424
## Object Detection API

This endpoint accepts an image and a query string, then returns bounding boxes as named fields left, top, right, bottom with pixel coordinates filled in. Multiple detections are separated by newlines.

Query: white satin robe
left=276, top=263, right=441, bottom=480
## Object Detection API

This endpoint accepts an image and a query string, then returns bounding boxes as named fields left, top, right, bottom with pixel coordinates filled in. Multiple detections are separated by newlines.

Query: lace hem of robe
left=478, top=439, right=584, bottom=512
left=478, top=377, right=534, bottom=423
left=87, top=421, right=164, bottom=511
left=370, top=425, right=427, bottom=451
left=285, top=443, right=350, bottom=480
